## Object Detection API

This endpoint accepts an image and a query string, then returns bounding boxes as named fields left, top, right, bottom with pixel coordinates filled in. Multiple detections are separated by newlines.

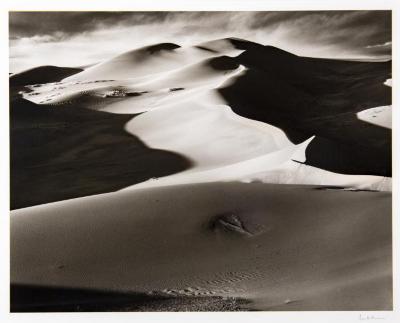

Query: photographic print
left=8, top=10, right=392, bottom=313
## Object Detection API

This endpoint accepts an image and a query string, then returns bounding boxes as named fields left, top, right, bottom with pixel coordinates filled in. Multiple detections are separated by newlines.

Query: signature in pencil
left=359, top=314, right=385, bottom=321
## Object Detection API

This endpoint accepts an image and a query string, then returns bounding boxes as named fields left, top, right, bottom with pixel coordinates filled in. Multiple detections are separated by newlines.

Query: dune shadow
left=208, top=56, right=240, bottom=71
left=145, top=42, right=181, bottom=54
left=219, top=48, right=391, bottom=176
left=10, top=97, right=192, bottom=210
left=10, top=284, right=247, bottom=312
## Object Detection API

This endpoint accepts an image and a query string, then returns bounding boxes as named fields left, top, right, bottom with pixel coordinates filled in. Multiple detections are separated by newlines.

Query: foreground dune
left=11, top=182, right=392, bottom=310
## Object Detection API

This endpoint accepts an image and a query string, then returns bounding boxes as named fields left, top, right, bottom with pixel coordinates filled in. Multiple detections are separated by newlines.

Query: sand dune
left=63, top=43, right=186, bottom=82
left=64, top=40, right=244, bottom=83
left=17, top=41, right=391, bottom=192
left=20, top=55, right=244, bottom=112
left=11, top=182, right=392, bottom=310
left=10, top=38, right=392, bottom=311
left=219, top=51, right=391, bottom=176
left=20, top=39, right=391, bottom=179
left=125, top=98, right=291, bottom=169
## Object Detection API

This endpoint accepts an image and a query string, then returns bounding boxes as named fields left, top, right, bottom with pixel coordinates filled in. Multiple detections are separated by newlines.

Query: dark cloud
left=9, top=12, right=172, bottom=38
left=249, top=11, right=391, bottom=57
left=9, top=11, right=392, bottom=70
left=9, top=11, right=237, bottom=39
left=250, top=11, right=325, bottom=29
left=9, top=11, right=391, bottom=49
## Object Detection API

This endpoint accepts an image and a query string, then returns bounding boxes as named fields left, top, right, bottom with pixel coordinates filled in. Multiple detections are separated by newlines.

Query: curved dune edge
left=122, top=137, right=391, bottom=192
left=121, top=137, right=314, bottom=191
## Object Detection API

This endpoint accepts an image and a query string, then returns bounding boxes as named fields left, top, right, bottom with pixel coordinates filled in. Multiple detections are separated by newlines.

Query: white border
left=1, top=1, right=398, bottom=323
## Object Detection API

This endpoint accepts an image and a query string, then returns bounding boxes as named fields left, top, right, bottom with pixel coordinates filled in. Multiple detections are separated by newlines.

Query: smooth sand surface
left=125, top=99, right=293, bottom=170
left=11, top=182, right=392, bottom=310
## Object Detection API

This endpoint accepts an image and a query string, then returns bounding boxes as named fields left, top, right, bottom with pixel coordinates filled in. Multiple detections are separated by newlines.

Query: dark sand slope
left=218, top=40, right=391, bottom=176
left=11, top=182, right=392, bottom=311
left=9, top=66, right=83, bottom=86
left=11, top=284, right=247, bottom=312
left=10, top=98, right=190, bottom=209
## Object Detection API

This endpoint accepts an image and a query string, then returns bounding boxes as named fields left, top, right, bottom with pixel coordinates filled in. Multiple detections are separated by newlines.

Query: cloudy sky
left=9, top=11, right=391, bottom=73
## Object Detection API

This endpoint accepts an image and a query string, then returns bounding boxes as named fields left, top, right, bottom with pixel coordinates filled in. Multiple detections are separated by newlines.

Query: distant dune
left=64, top=41, right=244, bottom=82
left=10, top=65, right=83, bottom=87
